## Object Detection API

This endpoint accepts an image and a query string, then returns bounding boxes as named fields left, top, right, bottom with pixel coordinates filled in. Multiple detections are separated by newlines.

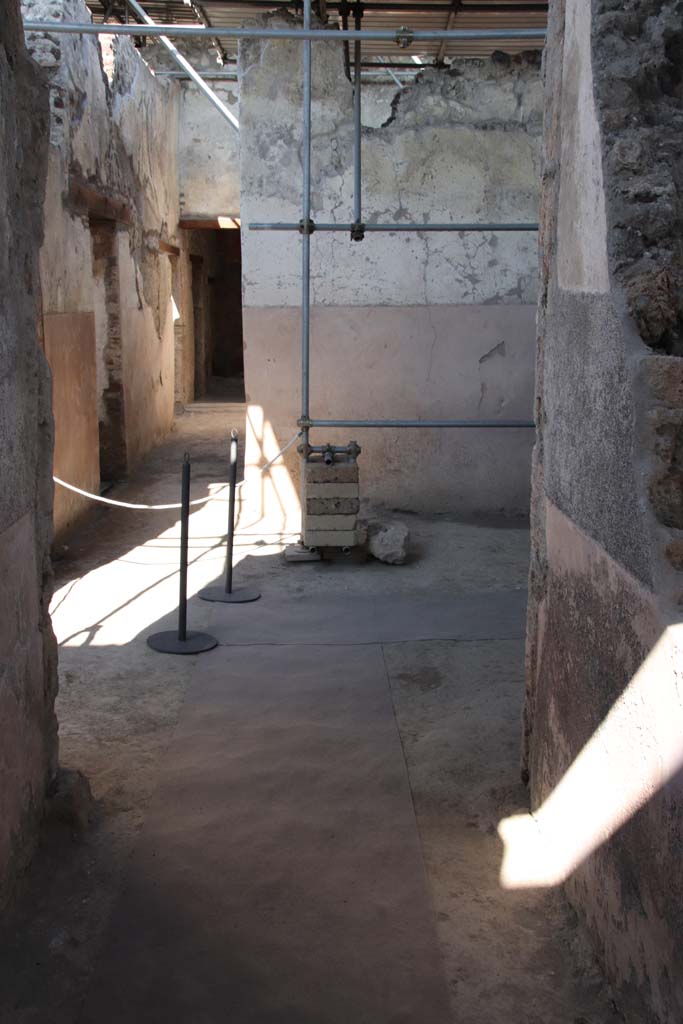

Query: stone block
left=304, top=530, right=360, bottom=548
left=306, top=497, right=360, bottom=515
left=305, top=482, right=359, bottom=498
left=305, top=514, right=358, bottom=531
left=304, top=462, right=359, bottom=484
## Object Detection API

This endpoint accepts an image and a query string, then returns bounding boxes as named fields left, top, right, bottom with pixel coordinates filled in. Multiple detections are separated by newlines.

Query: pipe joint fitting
left=350, top=222, right=365, bottom=241
left=346, top=440, right=361, bottom=463
left=395, top=25, right=414, bottom=48
left=298, top=218, right=316, bottom=236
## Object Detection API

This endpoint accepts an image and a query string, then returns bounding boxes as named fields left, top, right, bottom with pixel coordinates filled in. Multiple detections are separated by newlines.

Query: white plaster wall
left=244, top=304, right=536, bottom=521
left=239, top=24, right=542, bottom=517
left=178, top=81, right=240, bottom=215
left=142, top=38, right=241, bottom=216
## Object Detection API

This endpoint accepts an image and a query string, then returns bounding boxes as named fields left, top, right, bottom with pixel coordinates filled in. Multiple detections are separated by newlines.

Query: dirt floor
left=0, top=402, right=623, bottom=1023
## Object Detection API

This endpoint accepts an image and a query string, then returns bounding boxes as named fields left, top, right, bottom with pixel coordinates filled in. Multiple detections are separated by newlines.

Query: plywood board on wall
left=43, top=312, right=100, bottom=538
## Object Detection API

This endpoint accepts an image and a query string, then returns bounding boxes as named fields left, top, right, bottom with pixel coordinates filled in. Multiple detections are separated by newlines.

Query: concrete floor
left=0, top=401, right=622, bottom=1023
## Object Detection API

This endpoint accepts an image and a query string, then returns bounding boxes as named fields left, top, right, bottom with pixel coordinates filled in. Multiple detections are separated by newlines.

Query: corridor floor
left=0, top=403, right=622, bottom=1023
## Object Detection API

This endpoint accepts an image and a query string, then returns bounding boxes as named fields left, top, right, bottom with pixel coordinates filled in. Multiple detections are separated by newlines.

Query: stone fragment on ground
left=359, top=506, right=410, bottom=564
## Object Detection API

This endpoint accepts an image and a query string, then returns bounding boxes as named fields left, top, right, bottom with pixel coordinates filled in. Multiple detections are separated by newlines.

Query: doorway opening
left=187, top=225, right=244, bottom=404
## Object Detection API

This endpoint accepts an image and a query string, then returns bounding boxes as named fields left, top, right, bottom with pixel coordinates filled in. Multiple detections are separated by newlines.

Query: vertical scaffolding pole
left=300, top=0, right=313, bottom=542
left=352, top=5, right=362, bottom=237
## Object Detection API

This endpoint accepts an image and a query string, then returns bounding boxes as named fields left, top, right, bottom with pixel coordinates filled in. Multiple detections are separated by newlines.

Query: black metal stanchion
left=148, top=453, right=218, bottom=654
left=200, top=430, right=261, bottom=604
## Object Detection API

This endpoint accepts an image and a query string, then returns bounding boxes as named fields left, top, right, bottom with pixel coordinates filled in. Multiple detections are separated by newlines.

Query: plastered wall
left=238, top=18, right=542, bottom=522
left=523, top=2, right=683, bottom=1020
left=0, top=3, right=58, bottom=904
left=23, top=0, right=180, bottom=536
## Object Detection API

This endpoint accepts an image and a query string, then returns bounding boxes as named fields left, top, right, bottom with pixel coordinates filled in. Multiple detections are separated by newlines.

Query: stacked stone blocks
left=303, top=461, right=361, bottom=548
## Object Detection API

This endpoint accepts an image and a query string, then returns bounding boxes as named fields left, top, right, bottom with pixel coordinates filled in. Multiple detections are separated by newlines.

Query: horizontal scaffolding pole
left=250, top=221, right=539, bottom=232
left=153, top=68, right=420, bottom=78
left=184, top=1, right=548, bottom=10
left=304, top=419, right=535, bottom=428
left=23, top=21, right=547, bottom=43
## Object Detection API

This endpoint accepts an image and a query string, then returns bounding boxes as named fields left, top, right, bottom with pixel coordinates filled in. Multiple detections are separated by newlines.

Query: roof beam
left=436, top=0, right=462, bottom=64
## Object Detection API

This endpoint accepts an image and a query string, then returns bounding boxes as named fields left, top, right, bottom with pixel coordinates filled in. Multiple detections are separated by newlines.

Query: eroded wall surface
left=239, top=18, right=542, bottom=518
left=145, top=39, right=241, bottom=218
left=0, top=4, right=57, bottom=903
left=524, top=2, right=683, bottom=1020
left=23, top=0, right=180, bottom=534
left=145, top=37, right=401, bottom=220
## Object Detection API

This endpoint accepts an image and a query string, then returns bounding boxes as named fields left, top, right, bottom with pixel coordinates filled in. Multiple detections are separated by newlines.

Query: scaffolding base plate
left=147, top=630, right=218, bottom=655
left=284, top=543, right=323, bottom=563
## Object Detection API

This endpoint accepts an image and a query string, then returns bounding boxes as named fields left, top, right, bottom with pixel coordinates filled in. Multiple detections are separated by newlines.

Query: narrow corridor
left=0, top=405, right=619, bottom=1023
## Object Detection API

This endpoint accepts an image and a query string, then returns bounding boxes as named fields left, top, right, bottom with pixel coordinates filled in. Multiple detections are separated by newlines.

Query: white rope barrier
left=52, top=431, right=302, bottom=511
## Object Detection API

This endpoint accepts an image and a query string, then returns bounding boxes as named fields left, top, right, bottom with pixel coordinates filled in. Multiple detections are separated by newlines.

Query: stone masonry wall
left=524, top=1, right=683, bottom=1021
left=239, top=16, right=542, bottom=523
left=0, top=2, right=58, bottom=904
left=23, top=0, right=181, bottom=536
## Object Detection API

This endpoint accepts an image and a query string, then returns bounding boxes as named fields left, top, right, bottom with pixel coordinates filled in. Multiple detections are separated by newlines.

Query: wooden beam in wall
left=159, top=239, right=181, bottom=256
left=69, top=179, right=133, bottom=224
left=179, top=215, right=241, bottom=230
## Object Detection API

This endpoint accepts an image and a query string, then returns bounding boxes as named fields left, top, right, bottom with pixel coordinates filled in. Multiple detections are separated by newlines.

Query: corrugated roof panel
left=87, top=0, right=547, bottom=61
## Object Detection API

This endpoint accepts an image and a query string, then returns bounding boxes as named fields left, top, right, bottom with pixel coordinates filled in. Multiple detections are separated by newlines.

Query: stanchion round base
left=147, top=630, right=218, bottom=654
left=198, top=586, right=261, bottom=604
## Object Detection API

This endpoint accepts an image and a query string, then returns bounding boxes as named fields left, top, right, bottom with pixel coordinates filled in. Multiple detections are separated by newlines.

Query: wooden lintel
left=70, top=180, right=133, bottom=225
left=159, top=239, right=181, bottom=256
left=179, top=214, right=241, bottom=230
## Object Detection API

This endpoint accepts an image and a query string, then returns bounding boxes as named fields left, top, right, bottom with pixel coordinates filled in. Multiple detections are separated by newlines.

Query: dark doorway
left=209, top=229, right=244, bottom=397
left=187, top=226, right=244, bottom=403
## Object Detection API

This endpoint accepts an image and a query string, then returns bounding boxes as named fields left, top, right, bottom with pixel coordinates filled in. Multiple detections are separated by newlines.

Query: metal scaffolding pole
left=305, top=419, right=535, bottom=428
left=250, top=221, right=539, bottom=232
left=122, top=0, right=239, bottom=129
left=299, top=0, right=313, bottom=542
left=352, top=5, right=362, bottom=239
left=23, top=22, right=548, bottom=43
left=153, top=68, right=420, bottom=80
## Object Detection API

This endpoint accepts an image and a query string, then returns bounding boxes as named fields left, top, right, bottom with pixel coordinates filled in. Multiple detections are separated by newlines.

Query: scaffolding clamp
left=395, top=26, right=414, bottom=49
left=298, top=218, right=316, bottom=235
left=350, top=221, right=365, bottom=241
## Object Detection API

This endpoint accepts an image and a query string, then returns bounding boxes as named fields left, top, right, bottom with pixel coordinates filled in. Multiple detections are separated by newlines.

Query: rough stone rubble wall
left=524, top=1, right=683, bottom=1020
left=0, top=3, right=58, bottom=904
left=23, top=0, right=181, bottom=536
left=239, top=18, right=542, bottom=521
